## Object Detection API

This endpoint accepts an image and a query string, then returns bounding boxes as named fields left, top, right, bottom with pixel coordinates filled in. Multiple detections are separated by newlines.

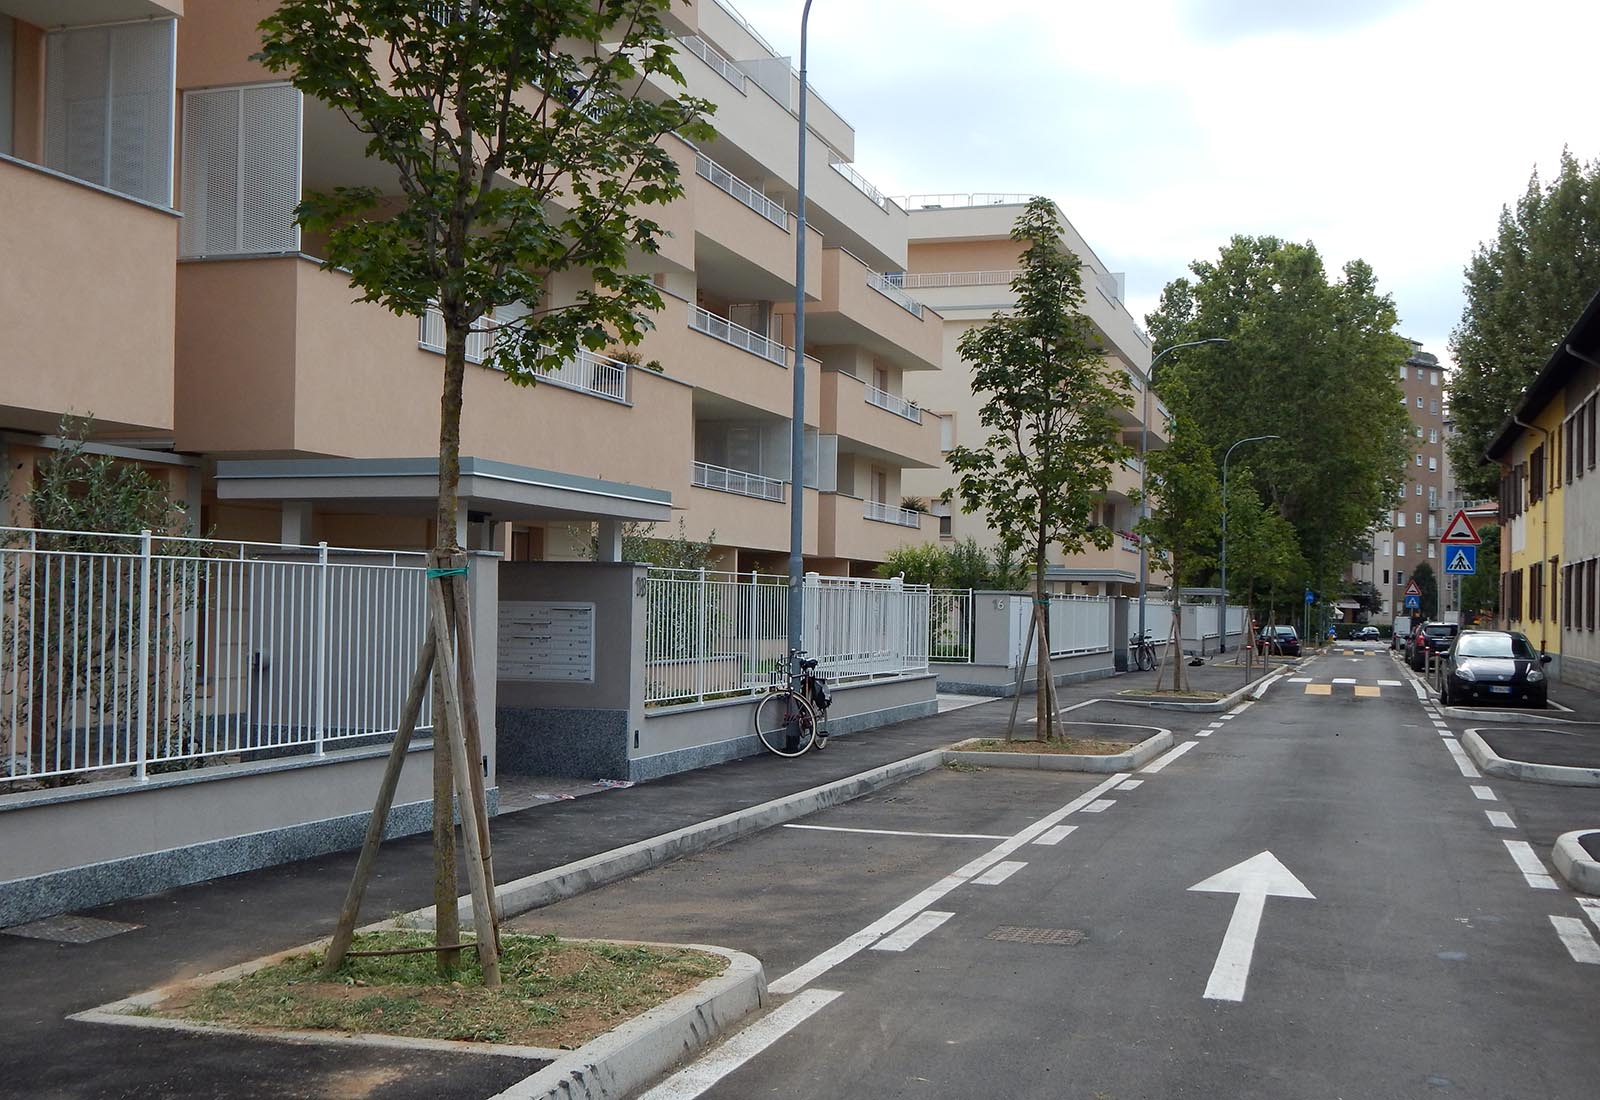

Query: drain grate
left=988, top=925, right=1086, bottom=946
left=2, top=914, right=142, bottom=944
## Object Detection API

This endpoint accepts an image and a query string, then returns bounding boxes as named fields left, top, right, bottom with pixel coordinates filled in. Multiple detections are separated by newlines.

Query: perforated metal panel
left=181, top=84, right=301, bottom=257
left=44, top=19, right=174, bottom=206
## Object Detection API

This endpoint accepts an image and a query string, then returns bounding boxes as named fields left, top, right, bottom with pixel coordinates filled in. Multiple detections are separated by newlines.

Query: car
left=1354, top=626, right=1381, bottom=641
left=1407, top=621, right=1460, bottom=670
left=1437, top=629, right=1550, bottom=708
left=1256, top=625, right=1301, bottom=657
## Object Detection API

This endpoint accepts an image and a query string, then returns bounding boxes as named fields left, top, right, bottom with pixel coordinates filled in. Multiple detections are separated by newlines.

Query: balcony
left=642, top=295, right=821, bottom=423
left=865, top=500, right=923, bottom=528
left=819, top=372, right=941, bottom=468
left=865, top=272, right=926, bottom=319
left=689, top=305, right=792, bottom=367
left=692, top=461, right=786, bottom=502
left=419, top=307, right=630, bottom=403
left=695, top=150, right=788, bottom=230
left=817, top=493, right=921, bottom=563
left=894, top=269, right=1022, bottom=290
left=865, top=385, right=922, bottom=424
left=677, top=34, right=747, bottom=93
left=800, top=248, right=944, bottom=372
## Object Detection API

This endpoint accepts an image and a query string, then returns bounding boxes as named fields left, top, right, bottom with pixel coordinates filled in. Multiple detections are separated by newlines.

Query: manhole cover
left=2, top=914, right=142, bottom=943
left=987, top=926, right=1086, bottom=945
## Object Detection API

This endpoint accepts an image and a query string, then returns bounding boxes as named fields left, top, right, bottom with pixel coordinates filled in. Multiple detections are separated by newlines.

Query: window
left=1565, top=563, right=1575, bottom=628
left=1530, top=446, right=1545, bottom=504
left=939, top=514, right=952, bottom=538
left=1428, top=457, right=1437, bottom=471
left=1383, top=569, right=1391, bottom=585
left=1590, top=398, right=1597, bottom=470
left=1398, top=364, right=1407, bottom=382
left=181, top=84, right=303, bottom=256
left=1552, top=557, right=1560, bottom=626
left=1415, top=483, right=1423, bottom=496
left=1577, top=408, right=1586, bottom=479
left=1430, top=371, right=1439, bottom=387
left=1415, top=454, right=1423, bottom=467
left=1398, top=512, right=1407, bottom=528
left=1430, top=399, right=1439, bottom=414
left=1397, top=540, right=1406, bottom=556
left=1429, top=429, right=1438, bottom=444
left=1381, top=541, right=1390, bottom=557
left=1416, top=397, right=1424, bottom=409
left=1414, top=512, right=1422, bottom=525
left=1415, top=426, right=1424, bottom=439
left=938, top=414, right=954, bottom=452
left=1428, top=544, right=1435, bottom=559
left=1397, top=570, right=1406, bottom=587
left=1529, top=561, right=1543, bottom=622
left=1589, top=559, right=1598, bottom=631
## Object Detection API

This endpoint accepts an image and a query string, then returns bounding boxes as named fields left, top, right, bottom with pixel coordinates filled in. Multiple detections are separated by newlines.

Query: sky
left=717, top=0, right=1600, bottom=367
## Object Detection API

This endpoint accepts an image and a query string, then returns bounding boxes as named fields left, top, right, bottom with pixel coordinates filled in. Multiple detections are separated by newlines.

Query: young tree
left=1219, top=480, right=1303, bottom=621
left=1458, top=524, right=1500, bottom=622
left=1411, top=561, right=1440, bottom=620
left=257, top=1, right=711, bottom=975
left=946, top=198, right=1133, bottom=737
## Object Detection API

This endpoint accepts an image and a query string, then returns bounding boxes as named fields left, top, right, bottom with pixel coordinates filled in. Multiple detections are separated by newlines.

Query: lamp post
left=787, top=0, right=815, bottom=687
left=1219, top=434, right=1281, bottom=653
left=1137, top=338, right=1229, bottom=644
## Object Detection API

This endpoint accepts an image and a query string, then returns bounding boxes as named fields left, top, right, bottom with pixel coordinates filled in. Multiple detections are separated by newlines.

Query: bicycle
left=1130, top=632, right=1157, bottom=672
left=754, top=652, right=831, bottom=756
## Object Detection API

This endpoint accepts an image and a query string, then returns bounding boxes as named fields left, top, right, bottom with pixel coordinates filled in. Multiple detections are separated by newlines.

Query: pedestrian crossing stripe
left=1302, top=682, right=1386, bottom=698
left=1305, top=684, right=1333, bottom=695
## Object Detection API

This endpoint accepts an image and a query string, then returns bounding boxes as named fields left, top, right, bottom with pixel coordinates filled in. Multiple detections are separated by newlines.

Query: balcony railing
left=689, top=306, right=791, bottom=367
left=865, top=500, right=922, bottom=528
left=695, top=151, right=788, bottom=230
left=865, top=272, right=925, bottom=318
left=890, top=193, right=1033, bottom=210
left=420, top=306, right=629, bottom=402
left=677, top=35, right=747, bottom=92
left=828, top=156, right=890, bottom=209
left=890, top=269, right=1023, bottom=290
left=692, top=461, right=786, bottom=502
left=865, top=385, right=922, bottom=424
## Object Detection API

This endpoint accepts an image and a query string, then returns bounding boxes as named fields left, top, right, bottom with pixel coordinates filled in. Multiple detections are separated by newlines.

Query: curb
left=1106, top=671, right=1275, bottom=713
left=945, top=729, right=1173, bottom=773
left=488, top=944, right=765, bottom=1100
left=1552, top=830, right=1600, bottom=896
left=1461, top=729, right=1600, bottom=787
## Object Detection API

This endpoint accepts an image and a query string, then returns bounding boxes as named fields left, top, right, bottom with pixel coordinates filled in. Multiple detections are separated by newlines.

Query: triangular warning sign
left=1440, top=509, right=1481, bottom=545
left=1404, top=579, right=1422, bottom=597
left=1447, top=548, right=1472, bottom=572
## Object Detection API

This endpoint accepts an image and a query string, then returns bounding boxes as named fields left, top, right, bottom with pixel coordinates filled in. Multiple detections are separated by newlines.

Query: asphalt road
left=515, top=643, right=1600, bottom=1100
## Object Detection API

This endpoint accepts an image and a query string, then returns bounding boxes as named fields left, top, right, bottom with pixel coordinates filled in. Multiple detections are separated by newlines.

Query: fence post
left=314, top=540, right=329, bottom=757
left=696, top=567, right=707, bottom=704
left=135, top=529, right=152, bottom=781
left=747, top=570, right=758, bottom=688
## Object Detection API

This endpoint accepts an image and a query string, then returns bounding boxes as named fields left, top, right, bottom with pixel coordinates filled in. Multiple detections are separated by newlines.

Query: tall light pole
left=1220, top=434, right=1280, bottom=653
left=1137, top=337, right=1228, bottom=645
left=787, top=0, right=815, bottom=686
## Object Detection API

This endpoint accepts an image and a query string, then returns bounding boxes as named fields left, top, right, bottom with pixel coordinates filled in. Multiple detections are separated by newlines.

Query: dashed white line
left=1117, top=779, right=1144, bottom=790
left=1470, top=785, right=1497, bottom=801
left=1229, top=701, right=1255, bottom=715
left=1033, top=824, right=1077, bottom=846
left=636, top=988, right=843, bottom=1100
left=1486, top=811, right=1515, bottom=829
left=782, top=824, right=1010, bottom=841
left=973, top=861, right=1026, bottom=886
left=1378, top=679, right=1403, bottom=687
left=1549, top=916, right=1600, bottom=964
left=1142, top=740, right=1199, bottom=773
left=1197, top=731, right=1213, bottom=737
left=1219, top=714, right=1237, bottom=720
left=1288, top=677, right=1312, bottom=683
left=1579, top=897, right=1600, bottom=932
left=1504, top=840, right=1560, bottom=890
left=872, top=911, right=954, bottom=952
left=1081, top=799, right=1116, bottom=813
left=1333, top=678, right=1356, bottom=685
left=1443, top=739, right=1482, bottom=778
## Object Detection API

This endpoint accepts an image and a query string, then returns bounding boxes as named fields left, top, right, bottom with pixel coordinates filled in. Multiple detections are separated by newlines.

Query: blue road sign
left=1305, top=589, right=1316, bottom=604
left=1443, top=545, right=1477, bottom=575
left=1404, top=594, right=1422, bottom=609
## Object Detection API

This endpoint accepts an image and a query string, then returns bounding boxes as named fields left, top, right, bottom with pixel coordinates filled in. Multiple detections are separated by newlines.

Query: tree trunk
left=1033, top=541, right=1049, bottom=741
left=1171, top=554, right=1184, bottom=693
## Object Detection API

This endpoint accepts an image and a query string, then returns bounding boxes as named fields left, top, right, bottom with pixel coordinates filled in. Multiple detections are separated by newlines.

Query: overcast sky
left=720, top=0, right=1600, bottom=367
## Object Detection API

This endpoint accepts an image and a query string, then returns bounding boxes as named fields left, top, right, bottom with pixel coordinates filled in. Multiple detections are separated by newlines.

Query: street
left=512, top=644, right=1600, bottom=1099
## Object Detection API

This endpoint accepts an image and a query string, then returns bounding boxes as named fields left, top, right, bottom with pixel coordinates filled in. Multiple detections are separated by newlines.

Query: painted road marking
left=1220, top=712, right=1239, bottom=719
left=1197, top=730, right=1213, bottom=737
left=1304, top=684, right=1333, bottom=696
left=1504, top=840, right=1559, bottom=890
left=1230, top=702, right=1255, bottom=715
left=1379, top=679, right=1403, bottom=687
left=1190, top=852, right=1315, bottom=1003
left=1027, top=698, right=1100, bottom=723
left=1432, top=720, right=1451, bottom=728
left=1082, top=799, right=1116, bottom=813
left=767, top=773, right=1128, bottom=994
left=1033, top=825, right=1078, bottom=846
left=636, top=988, right=844, bottom=1100
left=1142, top=741, right=1198, bottom=773
left=1354, top=686, right=1379, bottom=698
left=1579, top=897, right=1600, bottom=932
left=1486, top=811, right=1515, bottom=829
left=1288, top=677, right=1312, bottom=683
left=1206, top=722, right=1225, bottom=729
left=973, top=861, right=1026, bottom=886
left=1549, top=916, right=1600, bottom=964
left=782, top=824, right=1011, bottom=841
left=1443, top=739, right=1482, bottom=778
left=1471, top=785, right=1497, bottom=801
left=1117, top=779, right=1144, bottom=790
left=872, top=911, right=954, bottom=952
left=1333, top=677, right=1357, bottom=685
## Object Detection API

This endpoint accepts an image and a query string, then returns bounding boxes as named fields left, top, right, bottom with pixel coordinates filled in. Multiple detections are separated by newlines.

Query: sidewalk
left=0, top=669, right=1209, bottom=1100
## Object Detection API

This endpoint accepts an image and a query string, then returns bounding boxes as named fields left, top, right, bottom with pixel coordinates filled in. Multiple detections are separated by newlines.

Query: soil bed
left=155, top=931, right=726, bottom=1049
left=962, top=738, right=1135, bottom=756
left=1115, top=689, right=1225, bottom=701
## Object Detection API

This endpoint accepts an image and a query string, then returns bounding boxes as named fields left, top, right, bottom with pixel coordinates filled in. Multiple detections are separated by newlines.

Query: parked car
left=1354, top=626, right=1381, bottom=641
left=1391, top=614, right=1413, bottom=650
left=1437, top=630, right=1549, bottom=708
left=1257, top=625, right=1301, bottom=657
left=1407, top=621, right=1460, bottom=670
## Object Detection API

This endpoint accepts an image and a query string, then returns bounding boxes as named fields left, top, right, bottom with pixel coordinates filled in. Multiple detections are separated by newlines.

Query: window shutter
left=181, top=84, right=301, bottom=256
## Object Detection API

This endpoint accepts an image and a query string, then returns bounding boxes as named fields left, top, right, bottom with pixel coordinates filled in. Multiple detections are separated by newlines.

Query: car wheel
left=1438, top=679, right=1450, bottom=707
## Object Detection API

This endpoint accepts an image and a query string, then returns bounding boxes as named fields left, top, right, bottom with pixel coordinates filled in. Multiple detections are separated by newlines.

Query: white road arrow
left=1189, top=851, right=1315, bottom=1002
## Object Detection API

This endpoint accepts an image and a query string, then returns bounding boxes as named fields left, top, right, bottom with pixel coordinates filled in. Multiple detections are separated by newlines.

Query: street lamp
left=1137, top=338, right=1229, bottom=644
left=1219, top=434, right=1281, bottom=653
left=787, top=0, right=815, bottom=687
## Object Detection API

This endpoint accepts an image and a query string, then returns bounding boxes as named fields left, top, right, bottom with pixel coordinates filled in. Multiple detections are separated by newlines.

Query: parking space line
left=782, top=824, right=1011, bottom=841
left=1116, top=779, right=1144, bottom=790
left=872, top=911, right=954, bottom=952
left=1470, top=785, right=1496, bottom=801
left=1504, top=840, right=1560, bottom=890
left=1443, top=739, right=1481, bottom=778
left=637, top=988, right=844, bottom=1100
left=1033, top=825, right=1077, bottom=846
left=1081, top=799, right=1115, bottom=813
left=1579, top=898, right=1600, bottom=933
left=1142, top=740, right=1198, bottom=773
left=1486, top=811, right=1515, bottom=829
left=1550, top=916, right=1600, bottom=964
left=1219, top=713, right=1239, bottom=719
left=1197, top=731, right=1212, bottom=737
left=973, top=861, right=1026, bottom=886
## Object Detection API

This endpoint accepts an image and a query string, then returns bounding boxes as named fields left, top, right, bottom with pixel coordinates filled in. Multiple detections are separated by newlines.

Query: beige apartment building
left=0, top=0, right=946, bottom=574
left=895, top=197, right=1162, bottom=596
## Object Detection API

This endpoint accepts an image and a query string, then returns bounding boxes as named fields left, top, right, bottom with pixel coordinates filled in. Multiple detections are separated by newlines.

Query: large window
left=181, top=84, right=302, bottom=257
left=43, top=19, right=176, bottom=205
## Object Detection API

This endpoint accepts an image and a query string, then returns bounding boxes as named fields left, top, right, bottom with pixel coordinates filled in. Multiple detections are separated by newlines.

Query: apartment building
left=1, top=0, right=946, bottom=575
left=894, top=196, right=1160, bottom=596
left=1347, top=342, right=1448, bottom=624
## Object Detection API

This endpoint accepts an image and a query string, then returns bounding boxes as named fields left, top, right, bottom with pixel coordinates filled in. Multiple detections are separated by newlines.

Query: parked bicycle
left=1130, top=632, right=1157, bottom=672
left=754, top=652, right=831, bottom=756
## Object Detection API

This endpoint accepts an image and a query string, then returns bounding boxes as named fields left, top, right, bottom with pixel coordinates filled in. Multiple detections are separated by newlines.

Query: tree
left=1412, top=561, right=1439, bottom=620
left=257, top=1, right=711, bottom=977
left=1449, top=152, right=1600, bottom=498
left=946, top=198, right=1132, bottom=737
left=1147, top=236, right=1411, bottom=602
left=1135, top=386, right=1220, bottom=692
left=1458, top=524, right=1500, bottom=622
left=1219, top=479, right=1304, bottom=620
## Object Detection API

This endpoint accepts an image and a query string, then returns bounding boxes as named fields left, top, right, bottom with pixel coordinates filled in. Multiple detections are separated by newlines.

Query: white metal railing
left=891, top=269, right=1023, bottom=290
left=692, top=461, right=786, bottom=502
left=643, top=568, right=930, bottom=706
left=891, top=193, right=1033, bottom=210
left=419, top=305, right=630, bottom=402
left=688, top=305, right=791, bottom=366
left=929, top=588, right=973, bottom=662
left=828, top=157, right=890, bottom=209
left=864, top=385, right=923, bottom=424
left=695, top=151, right=788, bottom=229
left=1118, top=531, right=1142, bottom=553
left=1046, top=594, right=1112, bottom=657
left=865, top=500, right=922, bottom=528
left=677, top=35, right=748, bottom=92
left=1, top=527, right=431, bottom=785
left=420, top=305, right=494, bottom=364
left=865, top=271, right=925, bottom=318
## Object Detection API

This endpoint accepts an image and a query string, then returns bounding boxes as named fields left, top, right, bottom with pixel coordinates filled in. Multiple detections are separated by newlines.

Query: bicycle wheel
left=1136, top=645, right=1155, bottom=672
left=754, top=690, right=817, bottom=757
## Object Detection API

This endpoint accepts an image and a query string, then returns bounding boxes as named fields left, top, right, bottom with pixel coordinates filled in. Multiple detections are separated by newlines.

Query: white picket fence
left=1, top=527, right=431, bottom=784
left=644, top=569, right=930, bottom=706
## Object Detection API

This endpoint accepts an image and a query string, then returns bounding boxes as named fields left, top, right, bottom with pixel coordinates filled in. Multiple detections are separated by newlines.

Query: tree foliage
left=875, top=537, right=1032, bottom=591
left=1458, top=524, right=1500, bottom=621
left=1448, top=151, right=1600, bottom=498
left=1218, top=479, right=1304, bottom=615
left=1147, top=235, right=1411, bottom=600
left=1411, top=560, right=1439, bottom=620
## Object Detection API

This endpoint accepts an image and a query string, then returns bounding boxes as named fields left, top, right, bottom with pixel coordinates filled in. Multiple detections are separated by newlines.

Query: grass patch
left=943, top=758, right=985, bottom=773
left=157, top=931, right=726, bottom=1049
left=962, top=738, right=1134, bottom=756
left=1115, top=688, right=1225, bottom=700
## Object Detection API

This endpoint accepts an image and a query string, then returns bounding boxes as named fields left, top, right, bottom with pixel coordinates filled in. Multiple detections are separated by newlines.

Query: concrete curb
left=1461, top=729, right=1600, bottom=787
left=488, top=944, right=765, bottom=1100
left=1552, top=830, right=1600, bottom=896
left=945, top=730, right=1173, bottom=773
left=1105, top=670, right=1276, bottom=713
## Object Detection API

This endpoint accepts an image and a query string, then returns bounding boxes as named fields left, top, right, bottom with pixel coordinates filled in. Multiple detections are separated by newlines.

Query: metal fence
left=929, top=589, right=973, bottom=662
left=1, top=527, right=431, bottom=785
left=643, top=569, right=930, bottom=706
left=1046, top=594, right=1112, bottom=657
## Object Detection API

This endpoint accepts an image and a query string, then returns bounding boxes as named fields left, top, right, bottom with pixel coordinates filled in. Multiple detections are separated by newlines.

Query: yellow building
left=1486, top=376, right=1566, bottom=661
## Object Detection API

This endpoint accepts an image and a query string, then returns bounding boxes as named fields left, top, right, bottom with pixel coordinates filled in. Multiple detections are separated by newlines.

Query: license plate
left=1488, top=685, right=1512, bottom=695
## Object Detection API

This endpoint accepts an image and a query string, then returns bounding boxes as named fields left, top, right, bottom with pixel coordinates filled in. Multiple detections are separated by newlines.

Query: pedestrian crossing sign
left=1443, top=545, right=1477, bottom=575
